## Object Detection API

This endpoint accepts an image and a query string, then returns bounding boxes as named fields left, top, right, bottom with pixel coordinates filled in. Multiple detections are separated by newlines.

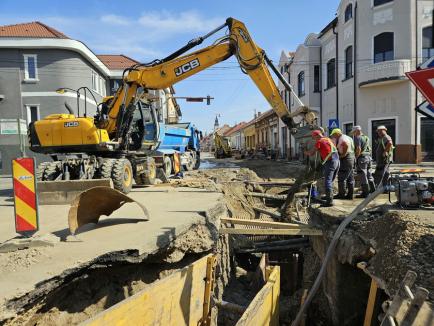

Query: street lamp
left=56, top=87, right=99, bottom=117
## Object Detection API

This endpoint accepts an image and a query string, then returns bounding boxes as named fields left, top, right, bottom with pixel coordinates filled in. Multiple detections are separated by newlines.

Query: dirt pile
left=353, top=211, right=434, bottom=301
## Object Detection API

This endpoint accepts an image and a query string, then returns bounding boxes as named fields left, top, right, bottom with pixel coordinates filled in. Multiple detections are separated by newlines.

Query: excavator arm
left=103, top=18, right=315, bottom=138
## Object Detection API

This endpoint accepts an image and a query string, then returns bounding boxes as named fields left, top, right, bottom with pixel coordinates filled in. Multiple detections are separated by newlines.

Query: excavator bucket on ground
left=67, top=186, right=150, bottom=235
left=37, top=179, right=113, bottom=205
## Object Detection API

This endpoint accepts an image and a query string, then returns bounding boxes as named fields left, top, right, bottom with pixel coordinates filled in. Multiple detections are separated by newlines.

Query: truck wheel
left=99, top=158, right=115, bottom=179
left=163, top=156, right=172, bottom=177
left=111, top=159, right=133, bottom=193
left=143, top=157, right=157, bottom=185
left=42, top=162, right=62, bottom=181
left=193, top=153, right=200, bottom=170
left=36, top=162, right=51, bottom=181
left=183, top=154, right=194, bottom=171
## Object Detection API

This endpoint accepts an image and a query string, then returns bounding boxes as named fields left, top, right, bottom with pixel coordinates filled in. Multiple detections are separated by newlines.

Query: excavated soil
left=352, top=211, right=434, bottom=301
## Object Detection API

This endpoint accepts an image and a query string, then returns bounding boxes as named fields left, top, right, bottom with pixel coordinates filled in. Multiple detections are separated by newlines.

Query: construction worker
left=305, top=130, right=340, bottom=207
left=352, top=126, right=375, bottom=198
left=330, top=128, right=355, bottom=200
left=374, top=125, right=394, bottom=186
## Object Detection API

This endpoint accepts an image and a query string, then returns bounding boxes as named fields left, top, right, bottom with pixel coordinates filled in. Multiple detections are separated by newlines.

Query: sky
left=0, top=0, right=340, bottom=133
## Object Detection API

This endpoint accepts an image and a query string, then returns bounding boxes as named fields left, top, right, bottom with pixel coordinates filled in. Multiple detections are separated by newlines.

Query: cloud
left=100, top=14, right=131, bottom=26
left=138, top=10, right=222, bottom=35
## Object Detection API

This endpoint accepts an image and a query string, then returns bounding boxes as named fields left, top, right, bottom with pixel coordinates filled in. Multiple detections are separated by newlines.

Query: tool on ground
left=67, top=186, right=150, bottom=235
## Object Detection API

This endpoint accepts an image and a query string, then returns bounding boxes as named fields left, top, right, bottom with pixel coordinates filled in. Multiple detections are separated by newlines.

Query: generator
left=390, top=172, right=434, bottom=209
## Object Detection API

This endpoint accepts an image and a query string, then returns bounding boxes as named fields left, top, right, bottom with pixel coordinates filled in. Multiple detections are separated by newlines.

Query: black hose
left=64, top=102, right=74, bottom=115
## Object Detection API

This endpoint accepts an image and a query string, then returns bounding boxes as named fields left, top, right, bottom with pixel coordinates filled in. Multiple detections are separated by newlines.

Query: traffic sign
left=416, top=100, right=434, bottom=120
left=406, top=67, right=434, bottom=107
left=12, top=157, right=39, bottom=235
left=328, top=119, right=339, bottom=130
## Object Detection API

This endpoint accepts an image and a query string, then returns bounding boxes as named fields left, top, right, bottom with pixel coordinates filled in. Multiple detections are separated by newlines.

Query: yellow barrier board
left=83, top=254, right=214, bottom=326
left=236, top=266, right=280, bottom=326
left=12, top=157, right=39, bottom=234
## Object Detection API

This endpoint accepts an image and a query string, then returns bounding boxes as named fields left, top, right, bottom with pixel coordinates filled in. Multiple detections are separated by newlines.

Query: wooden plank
left=220, top=228, right=323, bottom=236
left=363, top=279, right=378, bottom=326
left=247, top=192, right=287, bottom=200
left=236, top=266, right=280, bottom=326
left=220, top=217, right=312, bottom=229
left=83, top=254, right=213, bottom=326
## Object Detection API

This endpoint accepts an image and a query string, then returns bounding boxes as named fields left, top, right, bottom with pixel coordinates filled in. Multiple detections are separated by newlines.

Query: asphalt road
left=0, top=177, right=223, bottom=311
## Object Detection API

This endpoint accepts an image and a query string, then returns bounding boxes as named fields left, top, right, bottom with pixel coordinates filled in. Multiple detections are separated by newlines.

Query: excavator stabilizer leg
left=68, top=186, right=150, bottom=235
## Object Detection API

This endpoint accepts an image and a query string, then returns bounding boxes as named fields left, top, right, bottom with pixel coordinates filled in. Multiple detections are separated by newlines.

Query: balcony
left=358, top=59, right=411, bottom=88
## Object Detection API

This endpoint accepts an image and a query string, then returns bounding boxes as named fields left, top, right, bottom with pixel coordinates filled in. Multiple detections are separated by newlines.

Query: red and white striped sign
left=12, top=157, right=39, bottom=234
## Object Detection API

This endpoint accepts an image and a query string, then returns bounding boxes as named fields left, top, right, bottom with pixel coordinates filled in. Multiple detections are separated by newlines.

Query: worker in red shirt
left=305, top=130, right=340, bottom=207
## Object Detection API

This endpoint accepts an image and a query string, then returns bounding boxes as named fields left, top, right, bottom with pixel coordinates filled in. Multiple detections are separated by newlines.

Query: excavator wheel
left=36, top=161, right=51, bottom=181
left=111, top=159, right=133, bottom=194
left=99, top=158, right=115, bottom=179
left=142, top=157, right=157, bottom=185
left=42, top=161, right=62, bottom=181
left=163, top=156, right=172, bottom=177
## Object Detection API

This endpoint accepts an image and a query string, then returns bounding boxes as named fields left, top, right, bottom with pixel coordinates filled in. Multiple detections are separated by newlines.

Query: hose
left=291, top=162, right=390, bottom=326
left=291, top=184, right=385, bottom=326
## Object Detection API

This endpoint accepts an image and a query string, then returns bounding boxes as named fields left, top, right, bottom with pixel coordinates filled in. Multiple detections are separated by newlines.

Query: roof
left=96, top=54, right=139, bottom=70
left=224, top=122, right=247, bottom=136
left=318, top=17, right=338, bottom=38
left=0, top=21, right=69, bottom=39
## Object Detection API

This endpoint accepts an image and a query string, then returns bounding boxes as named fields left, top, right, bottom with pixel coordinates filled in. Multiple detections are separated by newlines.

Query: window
left=345, top=46, right=353, bottom=79
left=326, top=59, right=336, bottom=89
left=91, top=70, right=98, bottom=92
left=345, top=4, right=353, bottom=22
left=343, top=122, right=353, bottom=135
left=23, top=54, right=38, bottom=81
left=374, top=32, right=394, bottom=63
left=314, top=65, right=320, bottom=92
left=26, top=105, right=40, bottom=124
left=298, top=71, right=305, bottom=96
left=373, top=0, right=393, bottom=7
left=422, top=26, right=433, bottom=62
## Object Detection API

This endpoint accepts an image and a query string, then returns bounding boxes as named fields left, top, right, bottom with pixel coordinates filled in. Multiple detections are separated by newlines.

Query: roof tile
left=97, top=54, right=139, bottom=70
left=0, top=21, right=69, bottom=39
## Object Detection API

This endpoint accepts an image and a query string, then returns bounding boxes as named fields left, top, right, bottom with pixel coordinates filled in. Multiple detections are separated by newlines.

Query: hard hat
left=330, top=128, right=342, bottom=136
left=350, top=125, right=362, bottom=135
left=311, top=130, right=322, bottom=137
left=376, top=125, right=387, bottom=131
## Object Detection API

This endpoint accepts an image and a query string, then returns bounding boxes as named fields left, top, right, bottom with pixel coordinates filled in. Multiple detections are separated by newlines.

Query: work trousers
left=338, top=154, right=355, bottom=188
left=374, top=159, right=390, bottom=186
left=357, top=155, right=374, bottom=186
left=323, top=156, right=340, bottom=192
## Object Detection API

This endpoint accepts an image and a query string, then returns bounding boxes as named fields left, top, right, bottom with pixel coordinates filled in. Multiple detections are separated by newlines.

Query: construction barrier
left=236, top=266, right=280, bottom=326
left=83, top=254, right=216, bottom=326
left=12, top=157, right=39, bottom=234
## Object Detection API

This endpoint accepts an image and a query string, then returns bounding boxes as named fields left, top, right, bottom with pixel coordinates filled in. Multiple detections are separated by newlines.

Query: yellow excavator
left=29, top=17, right=317, bottom=233
left=214, top=133, right=232, bottom=158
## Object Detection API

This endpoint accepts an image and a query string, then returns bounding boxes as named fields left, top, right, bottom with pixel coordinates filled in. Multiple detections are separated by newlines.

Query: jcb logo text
left=174, top=59, right=200, bottom=77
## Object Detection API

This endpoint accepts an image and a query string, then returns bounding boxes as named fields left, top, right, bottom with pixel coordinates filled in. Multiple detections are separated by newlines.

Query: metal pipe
left=333, top=24, right=339, bottom=122
left=354, top=2, right=358, bottom=125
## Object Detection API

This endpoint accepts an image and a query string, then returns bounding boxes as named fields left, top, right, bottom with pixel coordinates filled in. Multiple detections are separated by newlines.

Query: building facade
left=278, top=0, right=434, bottom=163
left=0, top=22, right=183, bottom=173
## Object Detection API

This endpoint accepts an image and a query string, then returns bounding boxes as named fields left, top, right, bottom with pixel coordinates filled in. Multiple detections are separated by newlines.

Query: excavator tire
left=163, top=156, right=172, bottom=177
left=142, top=157, right=157, bottom=185
left=99, top=158, right=115, bottom=179
left=42, top=161, right=62, bottom=181
left=111, top=158, right=133, bottom=194
left=36, top=161, right=51, bottom=181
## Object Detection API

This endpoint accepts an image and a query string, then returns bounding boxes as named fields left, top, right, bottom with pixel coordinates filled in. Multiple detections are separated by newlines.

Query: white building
left=278, top=0, right=434, bottom=163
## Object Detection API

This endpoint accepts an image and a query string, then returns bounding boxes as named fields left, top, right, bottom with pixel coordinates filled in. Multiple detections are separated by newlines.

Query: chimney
left=257, top=111, right=261, bottom=118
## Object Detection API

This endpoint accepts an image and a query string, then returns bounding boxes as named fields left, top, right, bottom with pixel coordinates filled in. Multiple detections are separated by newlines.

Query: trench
left=2, top=158, right=431, bottom=325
